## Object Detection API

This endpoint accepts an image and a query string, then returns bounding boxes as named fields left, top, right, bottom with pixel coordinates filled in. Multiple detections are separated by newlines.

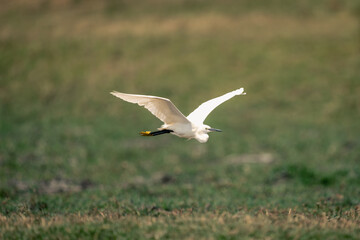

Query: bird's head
left=203, top=125, right=222, bottom=133
left=194, top=124, right=222, bottom=143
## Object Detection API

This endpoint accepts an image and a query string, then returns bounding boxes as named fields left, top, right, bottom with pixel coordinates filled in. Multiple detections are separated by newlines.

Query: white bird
left=110, top=88, right=246, bottom=143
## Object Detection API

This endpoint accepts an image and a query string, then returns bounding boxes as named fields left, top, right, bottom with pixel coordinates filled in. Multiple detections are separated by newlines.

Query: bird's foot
left=140, top=131, right=153, bottom=136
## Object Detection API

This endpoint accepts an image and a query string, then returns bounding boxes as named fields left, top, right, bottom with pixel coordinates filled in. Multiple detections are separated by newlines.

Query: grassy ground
left=1, top=0, right=360, bottom=239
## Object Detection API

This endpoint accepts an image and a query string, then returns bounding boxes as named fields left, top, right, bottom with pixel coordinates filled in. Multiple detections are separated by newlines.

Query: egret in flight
left=111, top=88, right=246, bottom=143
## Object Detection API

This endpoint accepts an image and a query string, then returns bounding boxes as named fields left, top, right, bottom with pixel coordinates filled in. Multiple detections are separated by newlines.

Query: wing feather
left=111, top=91, right=190, bottom=125
left=187, top=88, right=246, bottom=124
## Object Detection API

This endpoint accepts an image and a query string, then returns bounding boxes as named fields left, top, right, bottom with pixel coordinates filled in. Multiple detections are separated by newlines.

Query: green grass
left=1, top=0, right=360, bottom=239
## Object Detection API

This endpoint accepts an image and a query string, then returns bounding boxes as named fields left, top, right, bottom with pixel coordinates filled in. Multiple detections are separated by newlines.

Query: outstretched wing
left=187, top=88, right=246, bottom=124
left=111, top=91, right=190, bottom=125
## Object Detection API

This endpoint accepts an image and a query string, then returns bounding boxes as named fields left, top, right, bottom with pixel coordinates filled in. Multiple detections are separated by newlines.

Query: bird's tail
left=140, top=129, right=173, bottom=136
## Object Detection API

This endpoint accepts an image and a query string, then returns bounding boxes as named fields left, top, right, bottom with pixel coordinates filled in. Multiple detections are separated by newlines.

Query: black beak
left=209, top=128, right=222, bottom=132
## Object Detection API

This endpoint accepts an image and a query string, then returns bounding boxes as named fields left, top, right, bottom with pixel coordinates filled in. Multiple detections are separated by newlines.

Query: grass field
left=1, top=0, right=360, bottom=239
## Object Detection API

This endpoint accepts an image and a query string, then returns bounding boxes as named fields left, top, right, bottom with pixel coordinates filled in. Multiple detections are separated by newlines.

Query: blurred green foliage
left=1, top=0, right=360, bottom=238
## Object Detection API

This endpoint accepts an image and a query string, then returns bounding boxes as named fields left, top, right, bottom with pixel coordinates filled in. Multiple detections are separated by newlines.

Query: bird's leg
left=140, top=129, right=173, bottom=136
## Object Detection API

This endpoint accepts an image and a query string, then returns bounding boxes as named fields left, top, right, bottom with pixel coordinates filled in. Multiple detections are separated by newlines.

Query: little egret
left=110, top=88, right=246, bottom=143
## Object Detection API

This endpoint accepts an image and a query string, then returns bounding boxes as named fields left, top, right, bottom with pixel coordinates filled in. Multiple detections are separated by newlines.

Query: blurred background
left=0, top=0, right=360, bottom=236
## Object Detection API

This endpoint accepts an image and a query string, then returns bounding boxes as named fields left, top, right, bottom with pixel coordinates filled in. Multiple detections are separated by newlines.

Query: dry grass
left=1, top=10, right=356, bottom=41
left=95, top=13, right=356, bottom=39
left=1, top=207, right=359, bottom=238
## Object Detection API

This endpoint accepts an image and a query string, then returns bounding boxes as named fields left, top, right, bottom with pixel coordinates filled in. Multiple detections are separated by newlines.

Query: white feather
left=110, top=91, right=190, bottom=125
left=187, top=88, right=246, bottom=124
left=111, top=88, right=246, bottom=143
